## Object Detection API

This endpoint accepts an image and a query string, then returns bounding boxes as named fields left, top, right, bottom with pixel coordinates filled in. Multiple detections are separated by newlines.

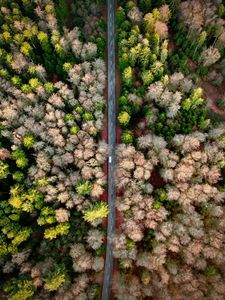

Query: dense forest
left=0, top=0, right=225, bottom=299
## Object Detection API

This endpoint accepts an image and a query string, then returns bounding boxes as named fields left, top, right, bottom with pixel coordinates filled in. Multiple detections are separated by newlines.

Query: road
left=102, top=0, right=116, bottom=299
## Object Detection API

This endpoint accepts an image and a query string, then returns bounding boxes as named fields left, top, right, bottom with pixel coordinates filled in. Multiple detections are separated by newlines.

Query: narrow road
left=102, top=0, right=116, bottom=299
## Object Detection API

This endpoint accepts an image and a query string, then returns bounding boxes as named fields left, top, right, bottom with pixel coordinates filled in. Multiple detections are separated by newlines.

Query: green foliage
left=29, top=78, right=42, bottom=91
left=94, top=36, right=106, bottom=58
left=44, top=82, right=55, bottom=94
left=20, top=42, right=33, bottom=58
left=141, top=70, right=154, bottom=85
left=44, top=223, right=70, bottom=240
left=116, top=6, right=126, bottom=27
left=118, top=95, right=129, bottom=108
left=83, top=202, right=108, bottom=223
left=22, top=134, right=36, bottom=148
left=21, top=84, right=33, bottom=94
left=118, top=111, right=131, bottom=127
left=11, top=150, right=29, bottom=169
left=37, top=207, right=56, bottom=226
left=150, top=105, right=210, bottom=140
left=70, top=125, right=80, bottom=135
left=122, top=66, right=134, bottom=87
left=34, top=177, right=48, bottom=187
left=139, top=0, right=152, bottom=13
left=151, top=60, right=164, bottom=79
left=12, top=171, right=24, bottom=182
left=9, top=185, right=44, bottom=212
left=204, top=265, right=219, bottom=277
left=0, top=200, right=32, bottom=255
left=126, top=1, right=136, bottom=10
left=63, top=62, right=73, bottom=72
left=150, top=33, right=159, bottom=55
left=55, top=0, right=69, bottom=28
left=143, top=229, right=156, bottom=250
left=121, top=130, right=134, bottom=144
left=76, top=180, right=93, bottom=196
left=75, top=105, right=85, bottom=115
left=0, top=68, right=10, bottom=79
left=3, top=277, right=36, bottom=300
left=196, top=66, right=209, bottom=76
left=0, top=160, right=9, bottom=179
left=64, top=113, right=75, bottom=123
left=218, top=95, right=225, bottom=110
left=83, top=112, right=94, bottom=121
left=43, top=264, right=68, bottom=291
left=95, top=18, right=107, bottom=31
left=119, top=52, right=130, bottom=70
left=127, top=238, right=136, bottom=249
left=95, top=245, right=106, bottom=256
left=152, top=188, right=167, bottom=208
left=182, top=88, right=204, bottom=110
left=168, top=52, right=189, bottom=75
left=95, top=102, right=106, bottom=111
left=218, top=4, right=225, bottom=17
left=11, top=75, right=22, bottom=87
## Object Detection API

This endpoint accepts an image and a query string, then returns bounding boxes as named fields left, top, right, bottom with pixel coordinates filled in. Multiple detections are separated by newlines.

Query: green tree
left=141, top=70, right=154, bottom=85
left=118, top=111, right=131, bottom=127
left=83, top=202, right=108, bottom=223
left=140, top=46, right=151, bottom=69
left=121, top=130, right=134, bottom=144
left=160, top=40, right=168, bottom=63
left=150, top=33, right=160, bottom=55
left=122, top=66, right=134, bottom=87
left=43, top=264, right=68, bottom=291
left=144, top=13, right=155, bottom=33
left=3, top=277, right=36, bottom=300
left=76, top=180, right=93, bottom=196
left=0, top=161, right=9, bottom=179
left=23, top=134, right=35, bottom=148
left=117, top=4, right=125, bottom=22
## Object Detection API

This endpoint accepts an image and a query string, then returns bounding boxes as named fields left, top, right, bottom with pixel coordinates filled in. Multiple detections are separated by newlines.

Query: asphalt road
left=102, top=0, right=116, bottom=299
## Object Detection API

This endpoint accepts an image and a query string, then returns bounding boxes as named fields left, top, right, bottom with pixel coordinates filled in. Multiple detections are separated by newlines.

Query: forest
left=0, top=0, right=225, bottom=299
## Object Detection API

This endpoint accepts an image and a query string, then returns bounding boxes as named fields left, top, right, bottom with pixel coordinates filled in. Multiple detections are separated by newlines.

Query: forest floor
left=169, top=40, right=225, bottom=118
left=202, top=81, right=225, bottom=116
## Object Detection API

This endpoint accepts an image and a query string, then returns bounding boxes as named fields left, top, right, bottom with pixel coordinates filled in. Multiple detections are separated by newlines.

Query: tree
left=155, top=21, right=168, bottom=39
left=116, top=7, right=126, bottom=26
left=200, top=47, right=221, bottom=67
left=122, top=66, right=134, bottom=86
left=150, top=33, right=160, bottom=55
left=43, top=264, right=68, bottom=291
left=160, top=40, right=168, bottom=63
left=83, top=202, right=108, bottom=223
left=118, top=111, right=131, bottom=127
left=141, top=70, right=154, bottom=85
left=140, top=46, right=151, bottom=69
left=127, top=6, right=143, bottom=24
left=144, top=13, right=155, bottom=33
left=121, top=130, right=134, bottom=144
left=3, top=277, right=36, bottom=300
left=76, top=180, right=93, bottom=196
